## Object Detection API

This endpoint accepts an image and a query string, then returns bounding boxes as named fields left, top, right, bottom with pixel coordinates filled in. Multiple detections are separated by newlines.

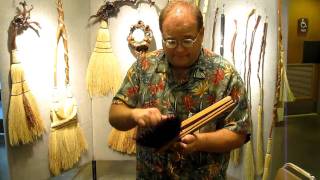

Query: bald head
left=159, top=1, right=203, bottom=32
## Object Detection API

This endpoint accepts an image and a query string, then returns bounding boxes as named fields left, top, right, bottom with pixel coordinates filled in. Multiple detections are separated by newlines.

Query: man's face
left=162, top=9, right=204, bottom=70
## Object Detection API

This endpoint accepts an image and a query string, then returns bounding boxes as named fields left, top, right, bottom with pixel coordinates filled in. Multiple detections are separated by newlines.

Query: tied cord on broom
left=256, top=18, right=268, bottom=176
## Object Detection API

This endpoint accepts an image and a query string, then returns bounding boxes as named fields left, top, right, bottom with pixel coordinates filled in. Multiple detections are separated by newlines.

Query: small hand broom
left=8, top=2, right=45, bottom=146
left=86, top=20, right=122, bottom=97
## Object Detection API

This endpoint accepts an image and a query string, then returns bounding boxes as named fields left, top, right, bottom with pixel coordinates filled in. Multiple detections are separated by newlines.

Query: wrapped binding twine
left=136, top=96, right=236, bottom=151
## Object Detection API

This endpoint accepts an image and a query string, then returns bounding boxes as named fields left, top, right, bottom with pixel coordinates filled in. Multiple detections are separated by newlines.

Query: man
left=109, top=1, right=250, bottom=179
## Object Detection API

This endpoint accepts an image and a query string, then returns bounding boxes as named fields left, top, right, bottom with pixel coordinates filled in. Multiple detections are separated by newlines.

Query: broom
left=88, top=2, right=137, bottom=155
left=244, top=14, right=261, bottom=179
left=256, top=19, right=268, bottom=176
left=8, top=2, right=45, bottom=146
left=262, top=2, right=295, bottom=178
left=229, top=19, right=240, bottom=166
left=86, top=20, right=122, bottom=97
left=49, top=0, right=87, bottom=175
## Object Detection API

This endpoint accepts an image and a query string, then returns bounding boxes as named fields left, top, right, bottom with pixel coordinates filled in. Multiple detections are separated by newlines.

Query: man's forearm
left=196, top=129, right=247, bottom=153
left=109, top=104, right=137, bottom=131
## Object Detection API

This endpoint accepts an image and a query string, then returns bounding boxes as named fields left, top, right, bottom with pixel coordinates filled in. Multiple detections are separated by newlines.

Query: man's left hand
left=174, top=133, right=200, bottom=154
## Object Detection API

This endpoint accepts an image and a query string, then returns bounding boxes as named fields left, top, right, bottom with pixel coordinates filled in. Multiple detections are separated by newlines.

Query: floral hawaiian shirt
left=113, top=48, right=250, bottom=179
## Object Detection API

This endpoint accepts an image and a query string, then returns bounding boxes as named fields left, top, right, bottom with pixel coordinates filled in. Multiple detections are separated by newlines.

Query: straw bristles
left=108, top=127, right=136, bottom=155
left=262, top=138, right=272, bottom=180
left=8, top=50, right=45, bottom=146
left=244, top=140, right=255, bottom=180
left=230, top=148, right=240, bottom=166
left=256, top=105, right=264, bottom=175
left=8, top=80, right=33, bottom=145
left=86, top=20, right=122, bottom=97
left=23, top=90, right=46, bottom=136
left=49, top=122, right=87, bottom=176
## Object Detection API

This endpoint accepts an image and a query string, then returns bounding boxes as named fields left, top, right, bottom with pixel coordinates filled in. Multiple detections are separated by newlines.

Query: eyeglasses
left=162, top=30, right=201, bottom=49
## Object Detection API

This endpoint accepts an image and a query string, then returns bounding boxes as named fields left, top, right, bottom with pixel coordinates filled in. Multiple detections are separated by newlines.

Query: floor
left=270, top=113, right=320, bottom=179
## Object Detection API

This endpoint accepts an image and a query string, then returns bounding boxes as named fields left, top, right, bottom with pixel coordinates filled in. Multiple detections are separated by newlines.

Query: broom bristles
left=256, top=105, right=264, bottom=175
left=230, top=148, right=241, bottom=166
left=8, top=87, right=33, bottom=145
left=244, top=140, right=255, bottom=180
left=262, top=138, right=272, bottom=180
left=23, top=84, right=46, bottom=136
left=8, top=50, right=45, bottom=146
left=49, top=122, right=87, bottom=176
left=86, top=20, right=122, bottom=97
left=108, top=127, right=136, bottom=155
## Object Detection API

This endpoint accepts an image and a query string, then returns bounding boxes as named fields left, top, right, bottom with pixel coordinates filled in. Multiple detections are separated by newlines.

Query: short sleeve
left=219, top=69, right=251, bottom=137
left=112, top=61, right=140, bottom=108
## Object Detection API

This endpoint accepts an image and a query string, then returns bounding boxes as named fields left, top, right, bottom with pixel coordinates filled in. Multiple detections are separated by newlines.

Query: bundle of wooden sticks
left=136, top=96, right=236, bottom=151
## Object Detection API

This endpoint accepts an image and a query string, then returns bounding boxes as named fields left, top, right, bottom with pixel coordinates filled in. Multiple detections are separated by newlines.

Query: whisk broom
left=8, top=2, right=45, bottom=146
left=86, top=20, right=122, bottom=97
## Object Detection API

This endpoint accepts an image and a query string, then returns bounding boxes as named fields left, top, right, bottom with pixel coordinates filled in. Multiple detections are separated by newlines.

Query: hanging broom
left=244, top=12, right=261, bottom=180
left=229, top=19, right=240, bottom=166
left=88, top=2, right=139, bottom=155
left=263, top=1, right=295, bottom=178
left=8, top=1, right=45, bottom=146
left=49, top=0, right=87, bottom=176
left=256, top=18, right=268, bottom=176
left=86, top=20, right=122, bottom=97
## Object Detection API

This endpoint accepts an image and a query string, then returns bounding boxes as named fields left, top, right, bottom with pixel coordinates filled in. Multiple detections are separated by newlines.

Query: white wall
left=0, top=0, right=278, bottom=179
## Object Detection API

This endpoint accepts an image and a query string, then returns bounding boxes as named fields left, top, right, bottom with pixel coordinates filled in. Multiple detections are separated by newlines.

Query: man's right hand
left=131, top=108, right=173, bottom=128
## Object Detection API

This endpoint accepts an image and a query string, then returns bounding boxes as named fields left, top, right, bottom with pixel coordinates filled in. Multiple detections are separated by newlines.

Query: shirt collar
left=156, top=48, right=206, bottom=80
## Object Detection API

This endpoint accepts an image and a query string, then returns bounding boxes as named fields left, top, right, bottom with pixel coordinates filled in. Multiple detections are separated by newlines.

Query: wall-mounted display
left=7, top=1, right=45, bottom=146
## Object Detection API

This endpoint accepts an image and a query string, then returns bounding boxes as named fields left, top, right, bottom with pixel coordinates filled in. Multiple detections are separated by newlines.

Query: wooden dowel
left=180, top=100, right=235, bottom=137
left=181, top=96, right=233, bottom=128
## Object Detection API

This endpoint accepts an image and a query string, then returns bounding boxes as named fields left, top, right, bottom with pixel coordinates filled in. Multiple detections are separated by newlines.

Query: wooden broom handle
left=54, top=0, right=70, bottom=87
